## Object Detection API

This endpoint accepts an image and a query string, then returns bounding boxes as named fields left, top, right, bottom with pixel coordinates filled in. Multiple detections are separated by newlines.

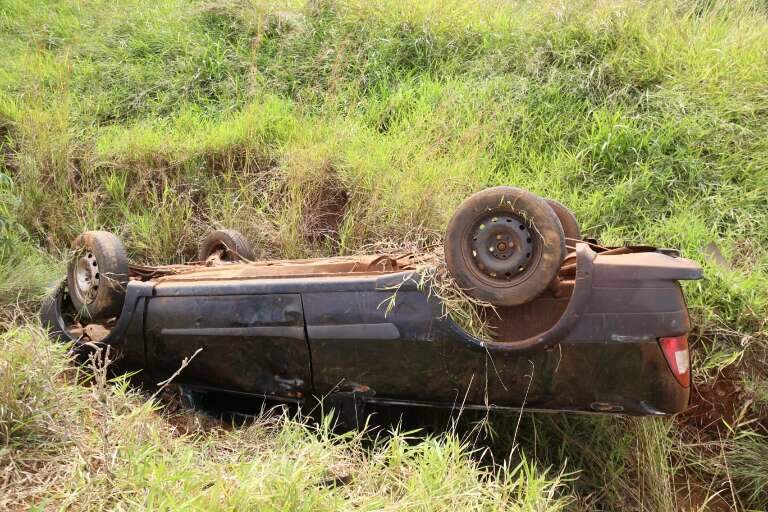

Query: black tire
left=198, top=229, right=254, bottom=262
left=445, top=187, right=566, bottom=306
left=67, top=231, right=128, bottom=320
left=40, top=280, right=65, bottom=339
left=546, top=199, right=581, bottom=243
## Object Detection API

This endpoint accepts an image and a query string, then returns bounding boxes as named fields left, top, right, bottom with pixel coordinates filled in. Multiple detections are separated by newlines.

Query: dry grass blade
left=364, top=233, right=497, bottom=341
left=412, top=247, right=498, bottom=341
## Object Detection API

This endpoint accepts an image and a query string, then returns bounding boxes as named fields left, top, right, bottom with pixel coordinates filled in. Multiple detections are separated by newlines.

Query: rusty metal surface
left=130, top=252, right=430, bottom=283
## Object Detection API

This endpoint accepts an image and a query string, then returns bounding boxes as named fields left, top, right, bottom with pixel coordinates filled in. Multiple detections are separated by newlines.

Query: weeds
left=0, top=324, right=571, bottom=510
left=1, top=0, right=768, bottom=509
left=413, top=249, right=498, bottom=341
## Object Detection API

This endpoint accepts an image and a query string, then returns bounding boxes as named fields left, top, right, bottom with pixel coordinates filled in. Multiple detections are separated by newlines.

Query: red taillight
left=659, top=335, right=690, bottom=388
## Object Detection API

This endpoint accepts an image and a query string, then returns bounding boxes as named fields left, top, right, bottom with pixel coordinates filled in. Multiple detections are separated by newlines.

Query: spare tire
left=198, top=229, right=254, bottom=262
left=67, top=231, right=128, bottom=320
left=445, top=187, right=566, bottom=306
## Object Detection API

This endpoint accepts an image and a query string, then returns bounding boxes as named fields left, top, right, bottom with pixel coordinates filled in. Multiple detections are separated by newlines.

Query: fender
left=40, top=279, right=154, bottom=347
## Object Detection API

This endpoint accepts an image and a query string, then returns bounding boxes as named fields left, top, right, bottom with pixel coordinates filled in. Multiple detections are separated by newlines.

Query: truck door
left=144, top=294, right=311, bottom=400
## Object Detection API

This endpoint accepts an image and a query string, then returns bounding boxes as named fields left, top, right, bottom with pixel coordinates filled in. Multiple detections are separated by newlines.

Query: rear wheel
left=67, top=231, right=128, bottom=320
left=198, top=229, right=254, bottom=262
left=445, top=187, right=566, bottom=306
left=546, top=199, right=581, bottom=245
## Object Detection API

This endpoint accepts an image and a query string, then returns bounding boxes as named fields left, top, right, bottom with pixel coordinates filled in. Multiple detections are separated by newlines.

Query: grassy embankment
left=1, top=0, right=767, bottom=509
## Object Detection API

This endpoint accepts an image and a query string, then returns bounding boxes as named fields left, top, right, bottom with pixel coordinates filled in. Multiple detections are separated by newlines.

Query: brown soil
left=682, top=376, right=744, bottom=435
left=301, top=171, right=349, bottom=245
left=674, top=475, right=736, bottom=512
left=681, top=370, right=768, bottom=438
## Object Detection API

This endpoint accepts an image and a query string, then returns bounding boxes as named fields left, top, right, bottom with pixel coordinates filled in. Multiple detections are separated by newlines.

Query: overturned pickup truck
left=42, top=187, right=702, bottom=417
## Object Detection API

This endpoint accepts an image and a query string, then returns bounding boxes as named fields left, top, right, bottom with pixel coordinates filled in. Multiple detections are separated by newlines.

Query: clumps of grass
left=716, top=429, right=768, bottom=508
left=414, top=248, right=498, bottom=341
left=0, top=323, right=572, bottom=510
left=279, top=143, right=351, bottom=257
left=499, top=414, right=688, bottom=511
left=674, top=425, right=768, bottom=510
left=363, top=234, right=497, bottom=341
left=0, top=325, right=80, bottom=446
left=2, top=0, right=768, bottom=508
left=0, top=186, right=62, bottom=317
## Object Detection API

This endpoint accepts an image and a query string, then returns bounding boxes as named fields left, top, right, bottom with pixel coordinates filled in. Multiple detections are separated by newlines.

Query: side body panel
left=302, top=289, right=452, bottom=400
left=302, top=250, right=695, bottom=415
left=144, top=294, right=311, bottom=399
left=302, top=285, right=688, bottom=415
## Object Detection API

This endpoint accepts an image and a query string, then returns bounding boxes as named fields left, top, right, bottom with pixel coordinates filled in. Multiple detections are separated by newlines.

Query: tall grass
left=0, top=325, right=571, bottom=510
left=1, top=0, right=767, bottom=509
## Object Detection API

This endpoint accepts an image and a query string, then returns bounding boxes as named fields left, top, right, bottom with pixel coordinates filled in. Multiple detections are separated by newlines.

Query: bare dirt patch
left=681, top=370, right=768, bottom=438
left=683, top=376, right=744, bottom=435
left=299, top=166, right=349, bottom=245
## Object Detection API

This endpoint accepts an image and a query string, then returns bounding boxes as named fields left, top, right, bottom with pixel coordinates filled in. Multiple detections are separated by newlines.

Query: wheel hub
left=213, top=243, right=235, bottom=263
left=74, top=251, right=99, bottom=303
left=470, top=212, right=534, bottom=281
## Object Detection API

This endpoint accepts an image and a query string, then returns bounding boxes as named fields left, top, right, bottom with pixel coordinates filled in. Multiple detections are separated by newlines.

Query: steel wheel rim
left=464, top=210, right=541, bottom=286
left=73, top=251, right=99, bottom=304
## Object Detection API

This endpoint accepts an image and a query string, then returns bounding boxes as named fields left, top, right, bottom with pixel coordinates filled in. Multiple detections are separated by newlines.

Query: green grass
left=1, top=0, right=767, bottom=509
left=0, top=325, right=571, bottom=510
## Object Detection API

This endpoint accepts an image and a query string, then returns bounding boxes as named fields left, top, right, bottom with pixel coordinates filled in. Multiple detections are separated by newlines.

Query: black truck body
left=42, top=242, right=702, bottom=417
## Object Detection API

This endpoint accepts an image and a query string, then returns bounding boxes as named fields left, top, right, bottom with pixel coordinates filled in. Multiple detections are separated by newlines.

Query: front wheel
left=67, top=231, right=128, bottom=320
left=445, top=187, right=566, bottom=306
